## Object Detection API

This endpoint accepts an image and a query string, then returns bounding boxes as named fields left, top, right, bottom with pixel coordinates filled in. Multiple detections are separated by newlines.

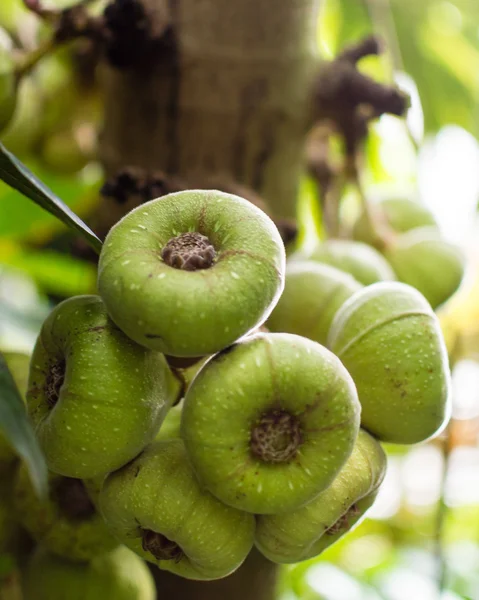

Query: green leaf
left=0, top=143, right=102, bottom=255
left=0, top=352, right=47, bottom=499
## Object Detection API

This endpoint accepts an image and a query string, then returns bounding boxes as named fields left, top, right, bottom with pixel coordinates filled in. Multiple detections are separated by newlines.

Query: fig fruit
left=383, top=227, right=464, bottom=309
left=255, top=429, right=386, bottom=563
left=0, top=352, right=30, bottom=473
left=27, top=295, right=180, bottom=479
left=181, top=332, right=361, bottom=514
left=266, top=262, right=362, bottom=345
left=97, top=190, right=285, bottom=357
left=328, top=282, right=451, bottom=444
left=353, top=197, right=437, bottom=247
left=14, top=465, right=118, bottom=562
left=99, top=438, right=255, bottom=581
left=0, top=43, right=16, bottom=134
left=300, top=240, right=396, bottom=286
left=22, top=546, right=156, bottom=600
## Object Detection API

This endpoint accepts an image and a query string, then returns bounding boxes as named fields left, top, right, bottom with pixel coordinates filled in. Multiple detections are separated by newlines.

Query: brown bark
left=97, top=1, right=321, bottom=598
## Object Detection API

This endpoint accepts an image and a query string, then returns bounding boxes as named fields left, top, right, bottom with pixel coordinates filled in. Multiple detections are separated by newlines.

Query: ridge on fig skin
left=328, top=282, right=451, bottom=444
left=14, top=464, right=119, bottom=562
left=97, top=190, right=285, bottom=358
left=181, top=332, right=361, bottom=515
left=99, top=438, right=255, bottom=581
left=26, top=295, right=181, bottom=479
left=255, top=429, right=386, bottom=563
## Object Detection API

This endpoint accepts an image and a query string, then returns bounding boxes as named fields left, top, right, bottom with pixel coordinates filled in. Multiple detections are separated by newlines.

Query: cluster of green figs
left=1, top=189, right=461, bottom=597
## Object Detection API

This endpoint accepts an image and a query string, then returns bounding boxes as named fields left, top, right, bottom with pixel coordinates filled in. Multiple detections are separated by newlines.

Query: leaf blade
left=0, top=143, right=102, bottom=254
left=0, top=352, right=48, bottom=499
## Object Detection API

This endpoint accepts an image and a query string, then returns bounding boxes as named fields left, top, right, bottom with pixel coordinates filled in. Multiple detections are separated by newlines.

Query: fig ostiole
left=97, top=190, right=285, bottom=358
left=255, top=429, right=386, bottom=563
left=353, top=197, right=438, bottom=247
left=266, top=261, right=362, bottom=345
left=383, top=227, right=465, bottom=309
left=99, top=438, right=255, bottom=581
left=22, top=546, right=156, bottom=600
left=27, top=295, right=181, bottom=479
left=328, top=282, right=451, bottom=444
left=14, top=464, right=118, bottom=562
left=181, top=332, right=361, bottom=514
left=296, top=239, right=396, bottom=286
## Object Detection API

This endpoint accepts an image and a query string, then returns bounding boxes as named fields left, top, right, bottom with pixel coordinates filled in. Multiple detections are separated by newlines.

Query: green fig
left=266, top=261, right=362, bottom=345
left=328, top=282, right=451, bottom=444
left=27, top=295, right=181, bottom=479
left=299, top=240, right=396, bottom=286
left=383, top=227, right=464, bottom=309
left=0, top=43, right=16, bottom=134
left=155, top=402, right=182, bottom=440
left=39, top=126, right=95, bottom=174
left=255, top=429, right=386, bottom=563
left=99, top=438, right=255, bottom=581
left=22, top=546, right=156, bottom=600
left=0, top=352, right=30, bottom=472
left=14, top=465, right=118, bottom=562
left=181, top=332, right=361, bottom=514
left=97, top=190, right=285, bottom=357
left=353, top=197, right=438, bottom=247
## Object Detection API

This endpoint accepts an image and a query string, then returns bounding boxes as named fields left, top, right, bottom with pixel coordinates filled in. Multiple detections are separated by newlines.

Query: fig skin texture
left=302, top=239, right=396, bottom=286
left=99, top=438, right=255, bottom=581
left=181, top=332, right=361, bottom=514
left=255, top=429, right=386, bottom=563
left=22, top=546, right=156, bottom=600
left=384, top=227, right=465, bottom=309
left=353, top=197, right=438, bottom=247
left=266, top=261, right=362, bottom=345
left=328, top=282, right=451, bottom=444
left=97, top=189, right=285, bottom=358
left=27, top=295, right=180, bottom=479
left=0, top=352, right=30, bottom=472
left=14, top=465, right=118, bottom=562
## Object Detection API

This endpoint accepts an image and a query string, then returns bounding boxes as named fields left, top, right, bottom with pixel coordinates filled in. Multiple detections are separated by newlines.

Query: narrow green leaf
left=0, top=143, right=102, bottom=255
left=0, top=352, right=47, bottom=499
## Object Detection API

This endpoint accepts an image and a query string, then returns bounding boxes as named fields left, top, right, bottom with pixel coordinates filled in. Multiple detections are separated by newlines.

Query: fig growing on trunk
left=99, top=438, right=255, bottom=581
left=353, top=197, right=438, bottom=247
left=27, top=295, right=180, bottom=479
left=266, top=262, right=362, bottom=345
left=301, top=239, right=396, bottom=285
left=255, top=429, right=386, bottom=563
left=22, top=546, right=156, bottom=600
left=181, top=332, right=361, bottom=514
left=328, top=282, right=451, bottom=444
left=384, top=227, right=464, bottom=309
left=97, top=190, right=285, bottom=357
left=14, top=465, right=118, bottom=562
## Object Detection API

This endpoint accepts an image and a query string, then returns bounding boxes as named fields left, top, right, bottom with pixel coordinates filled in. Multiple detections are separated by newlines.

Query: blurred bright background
left=1, top=0, right=479, bottom=599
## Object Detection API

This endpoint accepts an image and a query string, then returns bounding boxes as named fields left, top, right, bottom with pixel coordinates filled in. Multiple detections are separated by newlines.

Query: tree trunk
left=98, top=0, right=321, bottom=598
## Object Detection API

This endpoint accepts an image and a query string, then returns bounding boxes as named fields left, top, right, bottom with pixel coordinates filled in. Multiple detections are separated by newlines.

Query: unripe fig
left=383, top=227, right=464, bottom=309
left=98, top=190, right=285, bottom=357
left=328, top=282, right=451, bottom=444
left=99, top=438, right=255, bottom=581
left=353, top=197, right=437, bottom=247
left=266, top=262, right=362, bottom=345
left=22, top=546, right=156, bottom=600
left=255, top=429, right=386, bottom=563
left=14, top=464, right=118, bottom=562
left=39, top=127, right=95, bottom=174
left=298, top=240, right=396, bottom=286
left=0, top=43, right=16, bottom=134
left=181, top=332, right=361, bottom=514
left=155, top=403, right=182, bottom=440
left=0, top=352, right=30, bottom=472
left=27, top=295, right=181, bottom=479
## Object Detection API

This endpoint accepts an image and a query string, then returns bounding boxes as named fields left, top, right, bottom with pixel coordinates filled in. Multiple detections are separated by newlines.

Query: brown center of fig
left=45, top=359, right=66, bottom=407
left=161, top=232, right=216, bottom=271
left=53, top=478, right=96, bottom=520
left=142, top=529, right=184, bottom=562
left=325, top=503, right=360, bottom=536
left=250, top=410, right=303, bottom=463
